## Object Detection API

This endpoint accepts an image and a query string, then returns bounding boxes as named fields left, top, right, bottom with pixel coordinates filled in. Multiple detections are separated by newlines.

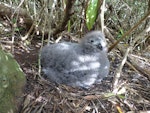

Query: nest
left=19, top=67, right=150, bottom=113
left=20, top=75, right=112, bottom=113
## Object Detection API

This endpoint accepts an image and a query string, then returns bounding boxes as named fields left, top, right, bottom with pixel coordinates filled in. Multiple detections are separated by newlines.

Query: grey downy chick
left=40, top=31, right=110, bottom=88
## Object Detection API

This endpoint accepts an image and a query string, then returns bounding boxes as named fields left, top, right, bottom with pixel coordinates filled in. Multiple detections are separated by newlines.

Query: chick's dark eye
left=90, top=39, right=94, bottom=43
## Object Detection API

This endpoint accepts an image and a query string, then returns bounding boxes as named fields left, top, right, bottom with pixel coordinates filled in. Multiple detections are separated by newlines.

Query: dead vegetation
left=0, top=0, right=150, bottom=113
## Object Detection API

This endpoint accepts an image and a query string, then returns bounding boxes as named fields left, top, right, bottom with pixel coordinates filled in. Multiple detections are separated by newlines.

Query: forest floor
left=1, top=35, right=150, bottom=113
left=0, top=1, right=150, bottom=112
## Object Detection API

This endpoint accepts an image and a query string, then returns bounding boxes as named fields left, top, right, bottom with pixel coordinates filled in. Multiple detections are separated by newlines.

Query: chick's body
left=41, top=31, right=110, bottom=88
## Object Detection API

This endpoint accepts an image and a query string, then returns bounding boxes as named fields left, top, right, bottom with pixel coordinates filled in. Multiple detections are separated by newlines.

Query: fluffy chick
left=40, top=31, right=110, bottom=88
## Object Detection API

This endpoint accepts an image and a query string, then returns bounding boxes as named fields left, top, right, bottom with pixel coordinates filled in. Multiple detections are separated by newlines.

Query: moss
left=0, top=49, right=26, bottom=113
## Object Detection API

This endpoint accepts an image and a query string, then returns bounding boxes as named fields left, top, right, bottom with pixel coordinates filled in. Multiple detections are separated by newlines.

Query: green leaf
left=86, top=0, right=100, bottom=30
left=117, top=29, right=124, bottom=39
left=67, top=20, right=71, bottom=32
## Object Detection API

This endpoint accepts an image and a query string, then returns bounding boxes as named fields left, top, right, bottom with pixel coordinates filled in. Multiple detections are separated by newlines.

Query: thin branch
left=0, top=1, right=76, bottom=39
left=51, top=0, right=76, bottom=38
left=108, top=10, right=150, bottom=52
